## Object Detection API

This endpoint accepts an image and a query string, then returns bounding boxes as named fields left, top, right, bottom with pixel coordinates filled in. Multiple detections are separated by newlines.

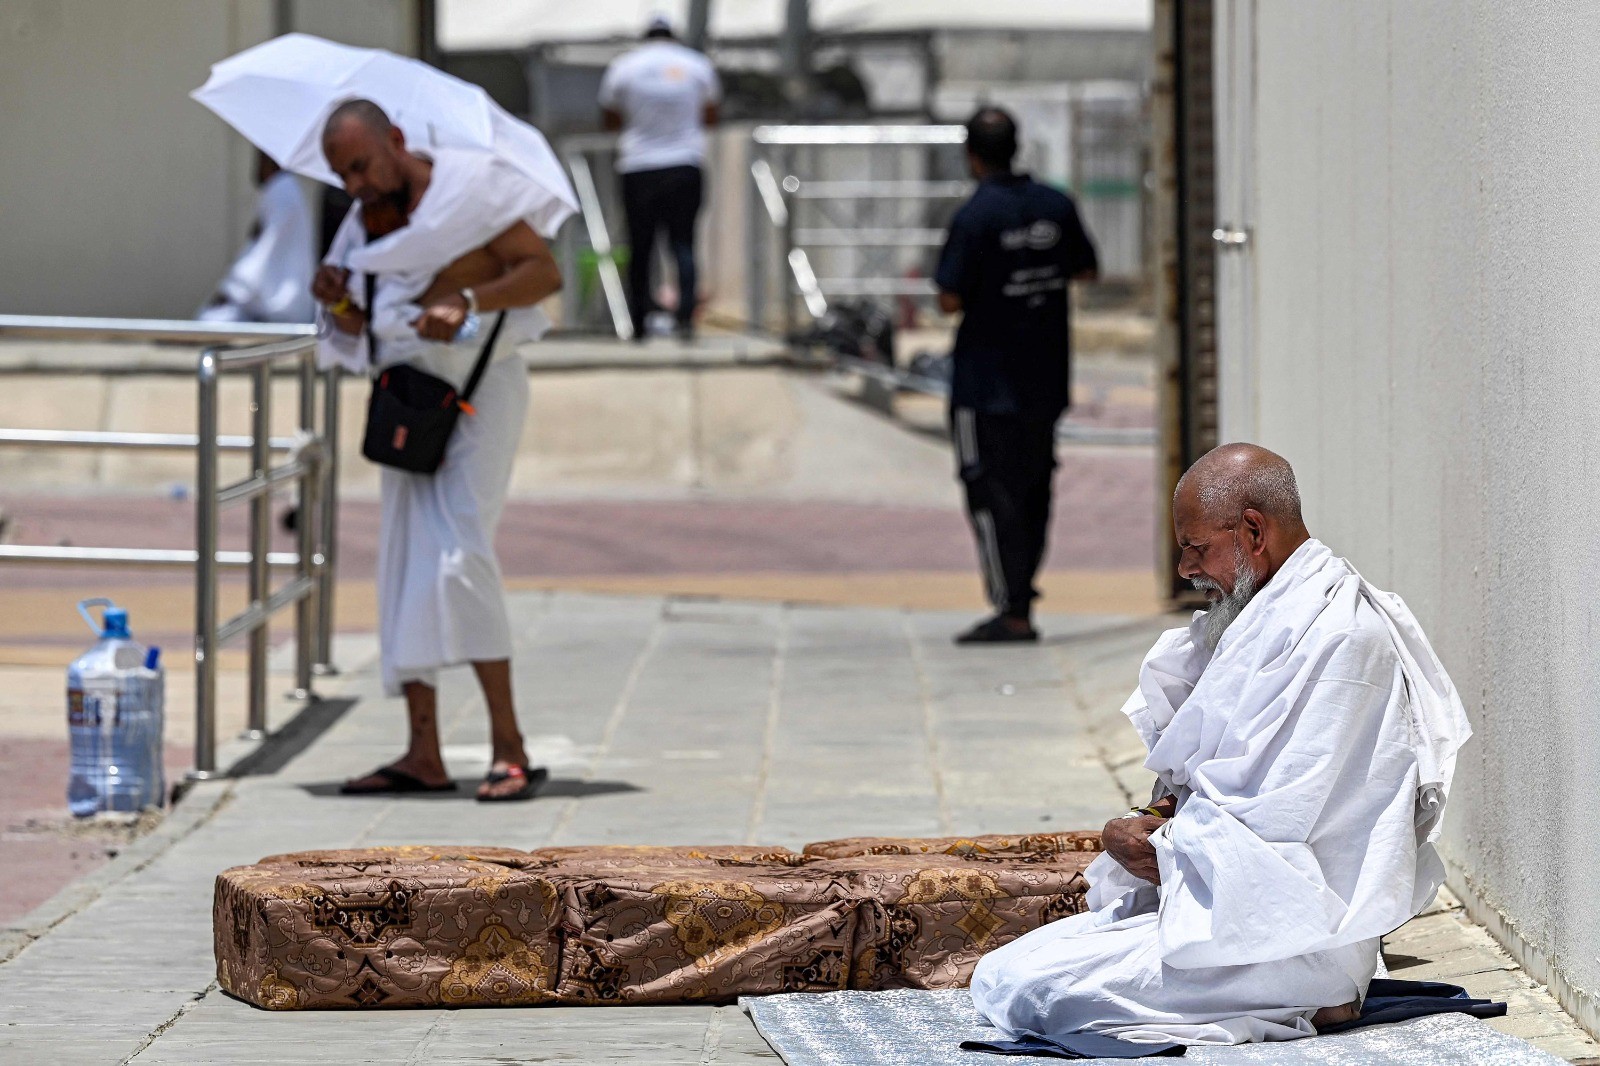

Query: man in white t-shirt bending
left=599, top=15, right=722, bottom=341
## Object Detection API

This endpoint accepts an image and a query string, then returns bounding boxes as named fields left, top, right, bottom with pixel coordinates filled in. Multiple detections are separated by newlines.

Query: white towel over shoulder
left=316, top=147, right=574, bottom=378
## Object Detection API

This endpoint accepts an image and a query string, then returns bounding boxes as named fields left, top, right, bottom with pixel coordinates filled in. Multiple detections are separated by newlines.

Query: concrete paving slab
left=0, top=1023, right=151, bottom=1062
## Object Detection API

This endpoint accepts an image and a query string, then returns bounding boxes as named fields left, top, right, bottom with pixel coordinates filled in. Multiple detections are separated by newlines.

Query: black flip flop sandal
left=339, top=765, right=458, bottom=795
left=476, top=765, right=549, bottom=803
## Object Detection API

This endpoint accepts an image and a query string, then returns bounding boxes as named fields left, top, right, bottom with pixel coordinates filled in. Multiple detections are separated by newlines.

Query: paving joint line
left=547, top=610, right=664, bottom=844
left=121, top=980, right=214, bottom=1062
left=404, top=1011, right=455, bottom=1065
left=699, top=1004, right=728, bottom=1064
left=903, top=612, right=954, bottom=835
left=743, top=605, right=790, bottom=845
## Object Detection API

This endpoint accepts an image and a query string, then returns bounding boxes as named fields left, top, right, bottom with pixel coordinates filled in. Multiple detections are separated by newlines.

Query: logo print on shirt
left=1000, top=220, right=1062, bottom=252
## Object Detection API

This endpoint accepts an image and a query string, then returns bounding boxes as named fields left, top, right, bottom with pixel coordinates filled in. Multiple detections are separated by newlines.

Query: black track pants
left=952, top=407, right=1059, bottom=619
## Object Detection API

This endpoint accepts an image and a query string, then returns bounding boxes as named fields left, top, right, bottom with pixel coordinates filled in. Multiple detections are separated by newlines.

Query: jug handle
left=77, top=598, right=115, bottom=636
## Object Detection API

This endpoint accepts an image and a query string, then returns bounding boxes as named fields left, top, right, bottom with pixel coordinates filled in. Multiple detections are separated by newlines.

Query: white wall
left=0, top=1, right=271, bottom=318
left=0, top=1, right=417, bottom=320
left=1225, top=2, right=1600, bottom=1033
left=290, top=0, right=420, bottom=58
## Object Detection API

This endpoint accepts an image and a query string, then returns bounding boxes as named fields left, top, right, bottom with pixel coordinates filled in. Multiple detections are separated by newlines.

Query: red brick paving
left=0, top=450, right=1154, bottom=588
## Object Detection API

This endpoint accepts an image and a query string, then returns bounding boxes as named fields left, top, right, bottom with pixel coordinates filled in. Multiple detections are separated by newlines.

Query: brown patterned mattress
left=214, top=832, right=1101, bottom=1010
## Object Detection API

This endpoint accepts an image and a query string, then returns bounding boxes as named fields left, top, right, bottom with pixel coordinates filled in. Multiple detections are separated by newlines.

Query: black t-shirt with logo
left=934, top=173, right=1098, bottom=419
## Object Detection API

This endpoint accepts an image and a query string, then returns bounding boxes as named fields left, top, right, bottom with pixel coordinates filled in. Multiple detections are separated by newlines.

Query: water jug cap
left=77, top=598, right=129, bottom=639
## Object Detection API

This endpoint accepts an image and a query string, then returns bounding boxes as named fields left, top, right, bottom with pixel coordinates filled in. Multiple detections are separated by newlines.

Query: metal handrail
left=815, top=279, right=938, bottom=297
left=748, top=124, right=972, bottom=335
left=792, top=228, right=948, bottom=247
left=0, top=429, right=299, bottom=452
left=0, top=317, right=340, bottom=779
left=752, top=125, right=967, bottom=146
left=0, top=315, right=314, bottom=344
left=0, top=546, right=301, bottom=568
left=788, top=181, right=971, bottom=200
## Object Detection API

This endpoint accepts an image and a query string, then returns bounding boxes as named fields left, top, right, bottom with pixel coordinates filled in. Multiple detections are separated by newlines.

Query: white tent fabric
left=438, top=0, right=1151, bottom=51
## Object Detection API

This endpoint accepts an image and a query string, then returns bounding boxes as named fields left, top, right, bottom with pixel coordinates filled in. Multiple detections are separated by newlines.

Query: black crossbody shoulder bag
left=360, top=274, right=507, bottom=474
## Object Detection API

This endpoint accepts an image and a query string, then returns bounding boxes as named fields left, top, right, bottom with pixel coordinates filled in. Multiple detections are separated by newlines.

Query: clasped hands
left=312, top=265, right=469, bottom=341
left=1101, top=796, right=1176, bottom=884
left=1100, top=815, right=1164, bottom=884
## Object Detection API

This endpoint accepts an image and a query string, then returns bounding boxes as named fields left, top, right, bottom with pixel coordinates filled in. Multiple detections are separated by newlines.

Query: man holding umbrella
left=316, top=101, right=564, bottom=801
left=194, top=37, right=580, bottom=801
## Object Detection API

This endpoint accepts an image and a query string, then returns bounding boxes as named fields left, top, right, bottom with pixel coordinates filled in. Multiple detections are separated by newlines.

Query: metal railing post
left=192, top=350, right=221, bottom=780
left=0, top=321, right=343, bottom=781
left=290, top=355, right=319, bottom=702
left=245, top=363, right=271, bottom=739
left=751, top=152, right=788, bottom=335
left=315, top=367, right=340, bottom=674
left=782, top=146, right=798, bottom=340
left=566, top=151, right=633, bottom=340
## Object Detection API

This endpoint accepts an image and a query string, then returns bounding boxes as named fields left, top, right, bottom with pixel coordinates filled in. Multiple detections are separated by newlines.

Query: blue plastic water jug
left=67, top=598, right=165, bottom=816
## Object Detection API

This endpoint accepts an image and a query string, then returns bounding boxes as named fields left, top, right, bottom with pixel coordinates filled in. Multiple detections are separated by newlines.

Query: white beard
left=1194, top=542, right=1261, bottom=651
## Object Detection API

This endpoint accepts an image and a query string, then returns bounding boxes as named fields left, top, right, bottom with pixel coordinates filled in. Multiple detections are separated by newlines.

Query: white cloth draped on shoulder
left=317, top=147, right=571, bottom=694
left=316, top=147, right=571, bottom=378
left=971, top=538, right=1472, bottom=1046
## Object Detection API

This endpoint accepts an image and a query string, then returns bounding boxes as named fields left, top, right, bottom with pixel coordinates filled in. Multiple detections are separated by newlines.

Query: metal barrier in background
left=0, top=316, right=340, bottom=779
left=748, top=124, right=970, bottom=337
left=557, top=134, right=633, bottom=341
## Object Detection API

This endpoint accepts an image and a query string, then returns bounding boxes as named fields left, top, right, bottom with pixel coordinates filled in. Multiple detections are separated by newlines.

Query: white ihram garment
left=198, top=170, right=315, bottom=323
left=318, top=148, right=573, bottom=695
left=972, top=539, right=1472, bottom=1046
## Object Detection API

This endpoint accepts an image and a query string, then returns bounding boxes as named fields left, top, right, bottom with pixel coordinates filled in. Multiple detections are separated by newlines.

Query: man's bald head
left=320, top=99, right=410, bottom=207
left=322, top=98, right=394, bottom=142
left=1175, top=443, right=1306, bottom=532
left=1173, top=444, right=1311, bottom=646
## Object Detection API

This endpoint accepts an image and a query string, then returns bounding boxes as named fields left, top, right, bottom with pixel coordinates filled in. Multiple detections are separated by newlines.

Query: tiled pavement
left=0, top=593, right=1594, bottom=1063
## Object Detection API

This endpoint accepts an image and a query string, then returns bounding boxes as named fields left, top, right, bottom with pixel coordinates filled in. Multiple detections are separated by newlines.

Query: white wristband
left=461, top=287, right=479, bottom=316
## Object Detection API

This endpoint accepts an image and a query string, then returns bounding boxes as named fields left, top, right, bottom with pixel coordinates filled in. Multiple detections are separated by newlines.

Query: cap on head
left=965, top=107, right=1019, bottom=170
left=1175, top=443, right=1305, bottom=530
left=646, top=13, right=674, bottom=38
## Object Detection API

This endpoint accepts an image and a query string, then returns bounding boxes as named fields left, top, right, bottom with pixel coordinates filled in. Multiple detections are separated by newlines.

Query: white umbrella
left=191, top=33, right=576, bottom=224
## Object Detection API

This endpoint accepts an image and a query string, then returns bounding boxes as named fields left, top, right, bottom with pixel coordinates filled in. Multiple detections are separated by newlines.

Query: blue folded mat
left=959, top=979, right=1508, bottom=1059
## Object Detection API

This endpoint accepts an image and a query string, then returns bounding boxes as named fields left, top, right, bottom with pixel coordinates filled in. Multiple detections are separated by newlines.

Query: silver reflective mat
left=742, top=988, right=1565, bottom=1066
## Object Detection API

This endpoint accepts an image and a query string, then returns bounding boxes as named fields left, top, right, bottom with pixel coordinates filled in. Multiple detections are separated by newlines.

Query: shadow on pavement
left=295, top=778, right=644, bottom=800
left=228, top=698, right=358, bottom=778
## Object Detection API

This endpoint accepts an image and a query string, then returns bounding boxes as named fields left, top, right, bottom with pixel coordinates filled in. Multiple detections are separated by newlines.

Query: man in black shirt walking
left=935, top=109, right=1099, bottom=644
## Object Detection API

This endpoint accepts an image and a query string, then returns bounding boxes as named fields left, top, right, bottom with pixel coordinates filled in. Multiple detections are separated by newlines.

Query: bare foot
left=1311, top=1000, right=1361, bottom=1029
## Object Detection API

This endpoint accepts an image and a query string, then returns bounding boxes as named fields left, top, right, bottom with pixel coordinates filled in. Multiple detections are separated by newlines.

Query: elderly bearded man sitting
left=971, top=444, right=1471, bottom=1049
